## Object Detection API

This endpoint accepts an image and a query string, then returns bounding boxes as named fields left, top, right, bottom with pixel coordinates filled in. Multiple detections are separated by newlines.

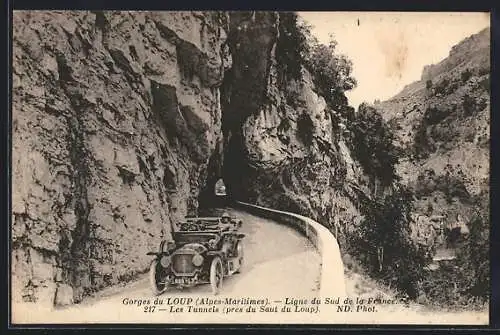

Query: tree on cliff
left=276, top=13, right=357, bottom=110
left=459, top=205, right=489, bottom=299
left=303, top=35, right=357, bottom=109
left=360, top=184, right=432, bottom=299
left=418, top=205, right=489, bottom=307
left=349, top=103, right=399, bottom=187
left=295, top=32, right=357, bottom=113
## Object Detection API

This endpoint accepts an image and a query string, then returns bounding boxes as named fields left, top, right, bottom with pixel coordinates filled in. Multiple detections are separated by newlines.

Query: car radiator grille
left=172, top=254, right=195, bottom=274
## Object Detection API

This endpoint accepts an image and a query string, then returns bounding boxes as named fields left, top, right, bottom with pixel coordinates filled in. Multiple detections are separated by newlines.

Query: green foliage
left=433, top=76, right=462, bottom=95
left=424, top=106, right=452, bottom=125
left=462, top=94, right=475, bottom=117
left=297, top=112, right=314, bottom=146
left=419, top=261, right=487, bottom=309
left=414, top=168, right=471, bottom=204
left=413, top=105, right=450, bottom=159
left=358, top=184, right=432, bottom=298
left=477, top=65, right=489, bottom=76
left=277, top=117, right=291, bottom=145
left=479, top=76, right=490, bottom=93
left=349, top=103, right=399, bottom=187
left=277, top=117, right=291, bottom=132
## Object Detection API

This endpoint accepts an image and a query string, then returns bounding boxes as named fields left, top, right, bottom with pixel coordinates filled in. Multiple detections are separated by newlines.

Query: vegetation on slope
left=276, top=12, right=357, bottom=111
left=368, top=29, right=490, bottom=309
left=348, top=103, right=400, bottom=188
left=342, top=183, right=429, bottom=299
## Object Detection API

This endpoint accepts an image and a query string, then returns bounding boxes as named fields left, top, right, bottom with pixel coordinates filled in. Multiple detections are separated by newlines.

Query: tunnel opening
left=198, top=176, right=231, bottom=213
left=214, top=178, right=227, bottom=196
left=197, top=139, right=232, bottom=211
left=198, top=12, right=280, bottom=213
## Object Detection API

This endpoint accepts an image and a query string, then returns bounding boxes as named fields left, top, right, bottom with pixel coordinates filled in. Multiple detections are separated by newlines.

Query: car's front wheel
left=210, top=256, right=223, bottom=295
left=149, top=260, right=169, bottom=296
left=235, top=241, right=244, bottom=273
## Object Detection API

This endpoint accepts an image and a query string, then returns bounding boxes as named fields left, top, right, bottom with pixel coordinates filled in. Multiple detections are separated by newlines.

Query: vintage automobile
left=147, top=213, right=245, bottom=295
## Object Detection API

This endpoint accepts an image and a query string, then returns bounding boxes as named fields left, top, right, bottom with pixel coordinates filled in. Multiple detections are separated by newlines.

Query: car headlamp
left=208, top=239, right=217, bottom=249
left=192, top=253, right=204, bottom=267
left=160, top=255, right=171, bottom=268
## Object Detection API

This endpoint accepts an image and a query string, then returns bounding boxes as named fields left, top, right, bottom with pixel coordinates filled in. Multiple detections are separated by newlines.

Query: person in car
left=220, top=212, right=236, bottom=256
left=220, top=212, right=241, bottom=231
left=220, top=212, right=233, bottom=231
left=221, top=212, right=231, bottom=223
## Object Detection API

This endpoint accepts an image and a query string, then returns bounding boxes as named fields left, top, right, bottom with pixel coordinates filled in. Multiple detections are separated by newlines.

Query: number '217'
left=144, top=306, right=156, bottom=313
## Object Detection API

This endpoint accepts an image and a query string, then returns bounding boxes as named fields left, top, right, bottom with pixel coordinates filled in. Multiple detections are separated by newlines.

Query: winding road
left=12, top=208, right=323, bottom=324
left=11, top=208, right=488, bottom=325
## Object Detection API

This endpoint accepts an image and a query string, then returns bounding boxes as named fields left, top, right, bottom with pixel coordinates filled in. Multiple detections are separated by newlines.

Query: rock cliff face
left=374, top=28, right=490, bottom=231
left=12, top=11, right=229, bottom=305
left=221, top=13, right=364, bottom=244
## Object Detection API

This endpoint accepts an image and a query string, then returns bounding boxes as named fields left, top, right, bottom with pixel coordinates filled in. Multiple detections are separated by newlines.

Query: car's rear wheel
left=210, top=256, right=223, bottom=295
left=149, top=260, right=169, bottom=296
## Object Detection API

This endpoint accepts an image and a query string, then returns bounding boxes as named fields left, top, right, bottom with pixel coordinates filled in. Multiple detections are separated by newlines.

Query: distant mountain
left=375, top=28, right=490, bottom=230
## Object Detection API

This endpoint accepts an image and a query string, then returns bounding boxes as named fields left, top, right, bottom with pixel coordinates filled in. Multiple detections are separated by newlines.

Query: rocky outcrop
left=221, top=13, right=365, bottom=248
left=374, top=28, right=490, bottom=239
left=12, top=11, right=229, bottom=306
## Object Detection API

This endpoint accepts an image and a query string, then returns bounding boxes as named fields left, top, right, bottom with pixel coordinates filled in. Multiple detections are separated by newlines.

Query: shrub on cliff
left=413, top=123, right=433, bottom=160
left=461, top=68, right=473, bottom=82
left=462, top=94, right=488, bottom=117
left=349, top=103, right=399, bottom=187
left=412, top=105, right=451, bottom=159
left=434, top=77, right=450, bottom=95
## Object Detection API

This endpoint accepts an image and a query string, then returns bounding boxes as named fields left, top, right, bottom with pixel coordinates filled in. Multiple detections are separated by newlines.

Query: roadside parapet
left=234, top=201, right=346, bottom=299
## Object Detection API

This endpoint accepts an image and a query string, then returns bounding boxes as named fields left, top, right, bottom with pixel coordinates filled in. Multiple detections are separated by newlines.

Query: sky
left=298, top=12, right=490, bottom=109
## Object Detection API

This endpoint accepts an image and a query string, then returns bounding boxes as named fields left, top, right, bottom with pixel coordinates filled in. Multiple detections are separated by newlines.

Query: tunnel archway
left=197, top=140, right=229, bottom=211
